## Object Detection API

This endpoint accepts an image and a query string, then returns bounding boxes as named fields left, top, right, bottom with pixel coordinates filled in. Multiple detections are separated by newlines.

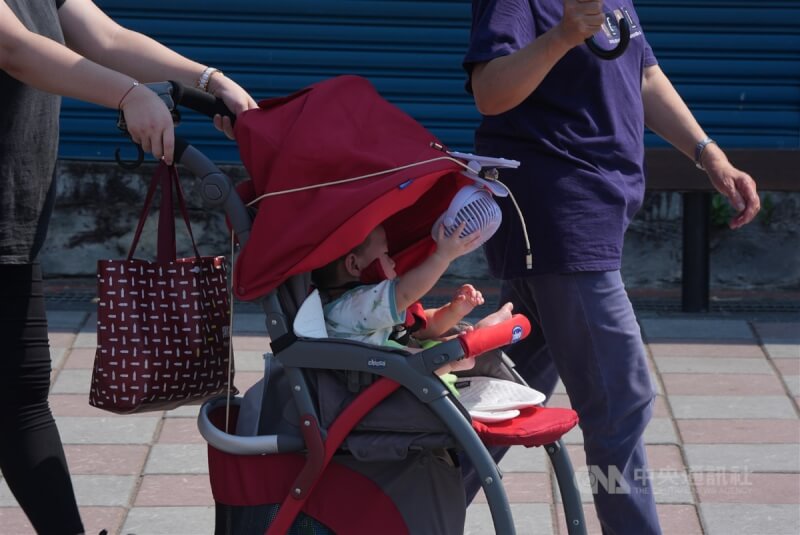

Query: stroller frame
left=166, top=82, right=587, bottom=535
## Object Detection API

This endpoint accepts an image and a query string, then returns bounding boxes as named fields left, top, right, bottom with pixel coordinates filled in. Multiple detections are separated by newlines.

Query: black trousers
left=0, top=263, right=84, bottom=534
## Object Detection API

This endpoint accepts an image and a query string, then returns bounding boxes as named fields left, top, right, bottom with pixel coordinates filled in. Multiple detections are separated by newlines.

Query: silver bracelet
left=694, top=137, right=717, bottom=171
left=196, top=66, right=221, bottom=93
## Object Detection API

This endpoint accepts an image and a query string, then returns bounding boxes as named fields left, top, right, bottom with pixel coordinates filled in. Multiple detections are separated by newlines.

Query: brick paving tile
left=62, top=347, right=99, bottom=369
left=677, top=419, right=800, bottom=444
left=564, top=444, right=686, bottom=472
left=64, top=445, right=149, bottom=475
left=654, top=356, right=773, bottom=375
left=648, top=342, right=765, bottom=359
left=548, top=394, right=670, bottom=418
left=122, top=506, right=215, bottom=535
left=669, top=395, right=797, bottom=420
left=134, top=475, right=214, bottom=507
left=466, top=503, right=554, bottom=535
left=699, top=503, right=800, bottom=535
left=0, top=508, right=36, bottom=535
left=684, top=444, right=800, bottom=473
left=645, top=444, right=687, bottom=471
left=472, top=472, right=552, bottom=503
left=233, top=370, right=264, bottom=393
left=661, top=373, right=787, bottom=396
left=48, top=332, right=77, bottom=348
left=656, top=504, right=703, bottom=535
left=693, top=472, right=800, bottom=504
left=231, top=335, right=271, bottom=350
left=763, top=343, right=800, bottom=359
left=49, top=393, right=124, bottom=417
left=157, top=417, right=206, bottom=443
left=78, top=507, right=127, bottom=535
left=773, top=358, right=800, bottom=376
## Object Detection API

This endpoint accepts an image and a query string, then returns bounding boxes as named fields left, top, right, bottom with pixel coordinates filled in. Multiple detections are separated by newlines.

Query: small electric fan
left=432, top=185, right=502, bottom=253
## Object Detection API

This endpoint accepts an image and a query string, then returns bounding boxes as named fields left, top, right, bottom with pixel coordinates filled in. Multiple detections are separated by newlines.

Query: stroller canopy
left=232, top=75, right=470, bottom=301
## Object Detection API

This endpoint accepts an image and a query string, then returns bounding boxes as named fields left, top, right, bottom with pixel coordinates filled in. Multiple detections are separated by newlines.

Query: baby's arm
left=394, top=222, right=480, bottom=311
left=415, top=284, right=484, bottom=339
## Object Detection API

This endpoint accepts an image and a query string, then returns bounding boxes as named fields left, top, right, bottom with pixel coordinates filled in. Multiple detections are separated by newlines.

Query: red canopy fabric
left=232, top=75, right=469, bottom=300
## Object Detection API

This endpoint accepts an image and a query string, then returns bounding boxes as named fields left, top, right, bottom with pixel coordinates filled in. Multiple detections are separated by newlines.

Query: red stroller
left=161, top=76, right=586, bottom=534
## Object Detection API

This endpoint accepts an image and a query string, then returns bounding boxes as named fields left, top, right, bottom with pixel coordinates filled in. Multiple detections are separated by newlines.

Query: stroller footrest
left=471, top=406, right=578, bottom=447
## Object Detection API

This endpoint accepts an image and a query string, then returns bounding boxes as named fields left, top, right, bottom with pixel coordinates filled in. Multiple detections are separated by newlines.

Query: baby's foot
left=475, top=302, right=513, bottom=329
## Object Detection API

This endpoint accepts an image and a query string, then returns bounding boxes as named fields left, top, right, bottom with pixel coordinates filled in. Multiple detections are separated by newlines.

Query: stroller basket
left=162, top=76, right=586, bottom=534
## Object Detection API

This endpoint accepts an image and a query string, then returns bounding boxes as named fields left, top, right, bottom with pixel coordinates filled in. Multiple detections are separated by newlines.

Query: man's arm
left=470, top=0, right=604, bottom=115
left=642, top=64, right=760, bottom=228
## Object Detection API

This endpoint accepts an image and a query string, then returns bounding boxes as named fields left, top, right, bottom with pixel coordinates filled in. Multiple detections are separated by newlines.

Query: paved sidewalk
left=0, top=303, right=798, bottom=534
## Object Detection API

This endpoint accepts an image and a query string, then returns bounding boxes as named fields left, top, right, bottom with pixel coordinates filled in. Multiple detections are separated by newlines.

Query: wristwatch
left=694, top=137, right=717, bottom=171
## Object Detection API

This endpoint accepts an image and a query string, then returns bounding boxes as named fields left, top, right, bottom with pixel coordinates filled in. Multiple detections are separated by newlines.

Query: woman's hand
left=119, top=84, right=176, bottom=164
left=207, top=73, right=258, bottom=139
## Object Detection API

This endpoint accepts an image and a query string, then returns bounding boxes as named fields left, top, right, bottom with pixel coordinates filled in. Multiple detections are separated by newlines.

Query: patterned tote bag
left=89, top=163, right=235, bottom=413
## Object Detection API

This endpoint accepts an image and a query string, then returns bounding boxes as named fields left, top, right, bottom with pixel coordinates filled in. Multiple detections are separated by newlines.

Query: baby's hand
left=451, top=284, right=484, bottom=315
left=433, top=221, right=481, bottom=263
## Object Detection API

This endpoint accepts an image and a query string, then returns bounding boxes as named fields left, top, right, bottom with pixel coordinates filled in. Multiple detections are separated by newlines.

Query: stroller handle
left=458, top=314, right=531, bottom=359
left=167, top=80, right=236, bottom=123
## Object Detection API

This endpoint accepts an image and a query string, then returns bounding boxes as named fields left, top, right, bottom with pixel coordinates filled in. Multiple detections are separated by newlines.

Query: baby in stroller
left=312, top=220, right=515, bottom=375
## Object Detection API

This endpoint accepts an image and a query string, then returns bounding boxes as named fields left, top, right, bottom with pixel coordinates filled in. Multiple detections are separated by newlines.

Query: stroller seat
left=292, top=287, right=579, bottom=450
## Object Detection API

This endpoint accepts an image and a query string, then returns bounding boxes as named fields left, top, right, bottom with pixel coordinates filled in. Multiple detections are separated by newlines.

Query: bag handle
left=127, top=162, right=201, bottom=262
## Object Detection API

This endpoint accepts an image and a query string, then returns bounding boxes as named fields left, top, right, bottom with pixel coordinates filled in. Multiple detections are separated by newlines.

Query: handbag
left=89, top=162, right=235, bottom=413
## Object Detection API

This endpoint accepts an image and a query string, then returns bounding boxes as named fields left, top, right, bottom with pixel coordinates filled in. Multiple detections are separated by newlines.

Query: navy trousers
left=463, top=271, right=661, bottom=535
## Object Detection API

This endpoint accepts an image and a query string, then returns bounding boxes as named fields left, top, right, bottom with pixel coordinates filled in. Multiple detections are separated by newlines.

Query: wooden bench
left=644, top=148, right=799, bottom=312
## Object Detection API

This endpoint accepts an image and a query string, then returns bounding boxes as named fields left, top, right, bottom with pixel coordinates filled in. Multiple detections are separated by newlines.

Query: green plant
left=759, top=193, right=775, bottom=226
left=710, top=193, right=733, bottom=229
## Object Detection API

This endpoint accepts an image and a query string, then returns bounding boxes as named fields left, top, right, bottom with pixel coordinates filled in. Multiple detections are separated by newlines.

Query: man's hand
left=554, top=0, right=606, bottom=49
left=703, top=148, right=761, bottom=229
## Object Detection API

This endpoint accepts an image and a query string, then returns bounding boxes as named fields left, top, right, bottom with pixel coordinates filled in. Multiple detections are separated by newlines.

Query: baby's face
left=358, top=226, right=397, bottom=280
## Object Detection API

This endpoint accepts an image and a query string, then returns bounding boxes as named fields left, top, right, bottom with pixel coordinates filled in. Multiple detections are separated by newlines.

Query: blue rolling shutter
left=59, top=0, right=476, bottom=162
left=58, top=1, right=799, bottom=162
left=637, top=0, right=800, bottom=148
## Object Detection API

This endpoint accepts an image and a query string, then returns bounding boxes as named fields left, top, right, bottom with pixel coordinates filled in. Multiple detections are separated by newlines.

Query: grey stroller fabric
left=235, top=351, right=467, bottom=534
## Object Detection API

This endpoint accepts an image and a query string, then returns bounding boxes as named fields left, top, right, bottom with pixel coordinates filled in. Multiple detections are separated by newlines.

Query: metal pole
left=681, top=192, right=710, bottom=312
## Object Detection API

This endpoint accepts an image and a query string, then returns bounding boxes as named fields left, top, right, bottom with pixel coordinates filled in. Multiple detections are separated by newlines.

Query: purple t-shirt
left=463, top=0, right=658, bottom=278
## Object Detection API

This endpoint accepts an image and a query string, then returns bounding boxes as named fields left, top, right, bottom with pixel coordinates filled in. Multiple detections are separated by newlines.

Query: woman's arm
left=642, top=64, right=760, bottom=228
left=58, top=0, right=256, bottom=140
left=470, top=0, right=604, bottom=115
left=0, top=1, right=142, bottom=111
